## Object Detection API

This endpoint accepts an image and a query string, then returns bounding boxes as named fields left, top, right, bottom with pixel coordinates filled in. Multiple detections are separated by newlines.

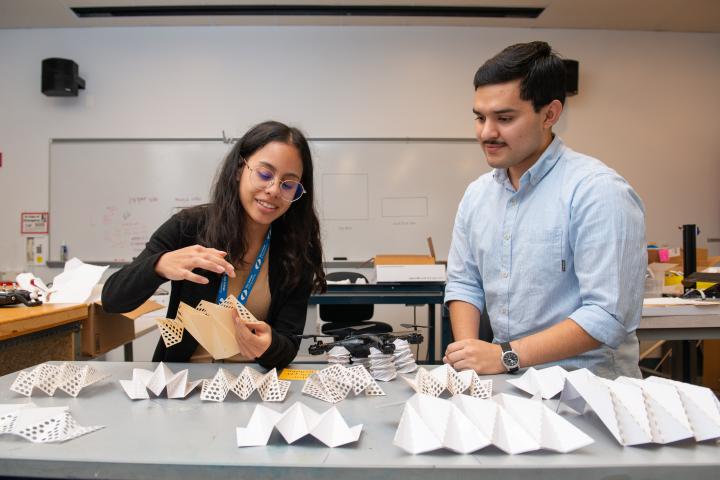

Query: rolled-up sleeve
left=568, top=173, right=646, bottom=348
left=444, top=187, right=486, bottom=314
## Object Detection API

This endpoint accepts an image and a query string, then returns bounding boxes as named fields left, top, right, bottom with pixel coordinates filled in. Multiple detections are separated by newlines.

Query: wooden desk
left=0, top=304, right=87, bottom=376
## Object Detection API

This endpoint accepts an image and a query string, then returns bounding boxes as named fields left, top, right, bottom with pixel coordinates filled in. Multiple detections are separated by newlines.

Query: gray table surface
left=1, top=362, right=718, bottom=480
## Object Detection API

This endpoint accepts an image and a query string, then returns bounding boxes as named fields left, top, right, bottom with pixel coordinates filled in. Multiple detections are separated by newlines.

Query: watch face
left=503, top=351, right=519, bottom=368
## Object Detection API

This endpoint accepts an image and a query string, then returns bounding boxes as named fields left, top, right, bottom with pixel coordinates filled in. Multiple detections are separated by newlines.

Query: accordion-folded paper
left=156, top=295, right=260, bottom=360
left=402, top=364, right=492, bottom=398
left=201, top=367, right=289, bottom=402
left=237, top=402, right=362, bottom=448
left=11, top=362, right=109, bottom=397
left=302, top=364, right=385, bottom=403
left=119, top=362, right=202, bottom=399
left=559, top=368, right=720, bottom=445
left=393, top=393, right=593, bottom=455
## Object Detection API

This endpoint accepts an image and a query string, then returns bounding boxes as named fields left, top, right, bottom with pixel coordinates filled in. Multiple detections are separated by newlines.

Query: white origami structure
left=302, top=364, right=385, bottom=403
left=392, top=339, right=418, bottom=374
left=402, top=364, right=493, bottom=398
left=11, top=362, right=109, bottom=397
left=506, top=365, right=569, bottom=399
left=156, top=295, right=261, bottom=360
left=559, top=368, right=720, bottom=445
left=237, top=402, right=363, bottom=448
left=393, top=393, right=593, bottom=455
left=119, top=362, right=202, bottom=400
left=0, top=403, right=104, bottom=443
left=201, top=367, right=289, bottom=402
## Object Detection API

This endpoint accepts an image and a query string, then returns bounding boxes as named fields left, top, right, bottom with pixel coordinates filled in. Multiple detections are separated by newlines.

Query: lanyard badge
left=216, top=228, right=271, bottom=305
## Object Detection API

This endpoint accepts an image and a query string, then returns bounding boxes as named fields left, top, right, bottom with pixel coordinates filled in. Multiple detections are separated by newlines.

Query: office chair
left=319, top=272, right=394, bottom=340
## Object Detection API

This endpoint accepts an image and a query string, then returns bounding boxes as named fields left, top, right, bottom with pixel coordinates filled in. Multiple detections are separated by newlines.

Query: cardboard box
left=81, top=300, right=163, bottom=357
left=647, top=247, right=720, bottom=272
left=375, top=254, right=436, bottom=265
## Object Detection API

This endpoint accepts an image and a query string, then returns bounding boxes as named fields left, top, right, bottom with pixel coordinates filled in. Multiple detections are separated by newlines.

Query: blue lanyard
left=216, top=228, right=271, bottom=304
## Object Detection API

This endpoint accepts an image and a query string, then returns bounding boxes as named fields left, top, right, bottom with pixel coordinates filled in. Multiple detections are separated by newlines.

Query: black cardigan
left=101, top=209, right=311, bottom=369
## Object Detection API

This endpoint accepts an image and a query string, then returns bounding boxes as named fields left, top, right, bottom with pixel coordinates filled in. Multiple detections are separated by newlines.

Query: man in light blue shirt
left=443, top=41, right=646, bottom=379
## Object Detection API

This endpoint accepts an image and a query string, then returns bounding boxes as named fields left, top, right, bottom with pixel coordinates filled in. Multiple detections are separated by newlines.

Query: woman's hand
left=154, top=245, right=235, bottom=284
left=233, top=312, right=272, bottom=359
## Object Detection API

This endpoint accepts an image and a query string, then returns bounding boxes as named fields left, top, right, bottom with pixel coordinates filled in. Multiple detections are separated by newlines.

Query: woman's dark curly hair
left=185, top=120, right=325, bottom=293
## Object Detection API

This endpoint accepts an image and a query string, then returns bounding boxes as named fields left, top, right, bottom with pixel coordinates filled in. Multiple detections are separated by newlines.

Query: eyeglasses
left=243, top=160, right=306, bottom=202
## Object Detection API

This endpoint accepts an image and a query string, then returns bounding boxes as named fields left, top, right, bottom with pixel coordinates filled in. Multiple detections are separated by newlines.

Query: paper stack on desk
left=0, top=403, right=104, bottom=443
left=119, top=362, right=202, bottom=399
left=237, top=402, right=363, bottom=448
left=559, top=368, right=720, bottom=445
left=11, top=362, right=110, bottom=397
left=402, top=364, right=493, bottom=398
left=393, top=393, right=593, bottom=455
left=156, top=295, right=261, bottom=359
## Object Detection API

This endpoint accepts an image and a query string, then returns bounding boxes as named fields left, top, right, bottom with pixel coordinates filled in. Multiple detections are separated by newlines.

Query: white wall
left=1, top=25, right=719, bottom=279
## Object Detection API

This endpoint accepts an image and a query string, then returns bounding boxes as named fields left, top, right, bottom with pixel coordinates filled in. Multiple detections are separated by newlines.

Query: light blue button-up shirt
left=445, top=136, right=646, bottom=378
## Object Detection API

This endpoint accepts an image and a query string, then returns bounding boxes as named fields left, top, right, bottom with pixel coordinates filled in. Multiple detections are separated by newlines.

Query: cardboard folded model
left=156, top=295, right=260, bottom=360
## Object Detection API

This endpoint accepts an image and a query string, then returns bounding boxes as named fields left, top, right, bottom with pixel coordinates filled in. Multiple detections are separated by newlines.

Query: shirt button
left=504, top=233, right=510, bottom=241
left=510, top=200, right=516, bottom=206
left=501, top=307, right=508, bottom=315
left=501, top=271, right=509, bottom=278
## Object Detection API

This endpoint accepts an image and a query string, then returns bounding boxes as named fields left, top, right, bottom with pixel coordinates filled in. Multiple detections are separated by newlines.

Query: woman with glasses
left=101, top=121, right=326, bottom=369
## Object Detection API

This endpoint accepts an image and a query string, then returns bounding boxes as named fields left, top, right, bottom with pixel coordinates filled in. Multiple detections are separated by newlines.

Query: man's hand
left=155, top=245, right=235, bottom=284
left=233, top=313, right=272, bottom=359
left=443, top=339, right=505, bottom=374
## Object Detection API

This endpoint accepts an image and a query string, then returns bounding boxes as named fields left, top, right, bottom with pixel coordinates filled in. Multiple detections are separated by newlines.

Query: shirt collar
left=492, top=135, right=565, bottom=188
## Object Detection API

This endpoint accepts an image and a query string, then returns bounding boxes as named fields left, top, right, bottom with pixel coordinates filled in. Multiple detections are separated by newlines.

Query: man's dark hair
left=474, top=41, right=566, bottom=112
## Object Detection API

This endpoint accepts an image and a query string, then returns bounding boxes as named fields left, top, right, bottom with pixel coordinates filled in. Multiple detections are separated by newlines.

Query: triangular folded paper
left=506, top=365, right=568, bottom=399
left=394, top=392, right=591, bottom=455
left=558, top=368, right=720, bottom=445
left=236, top=402, right=362, bottom=448
left=119, top=362, right=202, bottom=399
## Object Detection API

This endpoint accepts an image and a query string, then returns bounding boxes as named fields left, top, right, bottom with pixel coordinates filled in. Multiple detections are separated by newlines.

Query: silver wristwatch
left=500, top=342, right=519, bottom=373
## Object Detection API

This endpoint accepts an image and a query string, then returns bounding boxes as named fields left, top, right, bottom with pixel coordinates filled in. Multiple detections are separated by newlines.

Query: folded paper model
left=237, top=402, right=363, bottom=448
left=401, top=364, right=492, bottom=398
left=119, top=362, right=202, bottom=399
left=302, top=364, right=385, bottom=403
left=393, top=393, right=593, bottom=455
left=558, top=368, right=720, bottom=445
left=11, top=362, right=110, bottom=397
left=156, top=295, right=261, bottom=359
left=201, top=367, right=289, bottom=402
left=0, top=403, right=104, bottom=443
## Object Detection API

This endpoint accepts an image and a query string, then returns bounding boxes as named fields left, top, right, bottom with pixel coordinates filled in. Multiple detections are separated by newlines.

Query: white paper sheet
left=506, top=365, right=569, bottom=399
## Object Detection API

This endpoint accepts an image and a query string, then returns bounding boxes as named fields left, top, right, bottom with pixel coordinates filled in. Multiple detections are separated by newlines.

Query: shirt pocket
left=526, top=226, right=564, bottom=274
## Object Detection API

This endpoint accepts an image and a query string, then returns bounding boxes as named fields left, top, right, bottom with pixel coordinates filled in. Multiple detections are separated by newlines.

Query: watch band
left=500, top=342, right=519, bottom=373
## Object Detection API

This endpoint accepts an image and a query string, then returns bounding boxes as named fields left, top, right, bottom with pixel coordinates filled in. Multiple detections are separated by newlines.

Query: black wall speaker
left=41, top=58, right=85, bottom=97
left=563, top=59, right=579, bottom=96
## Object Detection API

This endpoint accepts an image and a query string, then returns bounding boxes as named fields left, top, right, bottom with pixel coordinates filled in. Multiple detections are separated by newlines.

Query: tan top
left=190, top=250, right=271, bottom=363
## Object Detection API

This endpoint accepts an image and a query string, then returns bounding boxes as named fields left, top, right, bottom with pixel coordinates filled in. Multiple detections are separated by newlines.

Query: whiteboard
left=49, top=139, right=489, bottom=263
